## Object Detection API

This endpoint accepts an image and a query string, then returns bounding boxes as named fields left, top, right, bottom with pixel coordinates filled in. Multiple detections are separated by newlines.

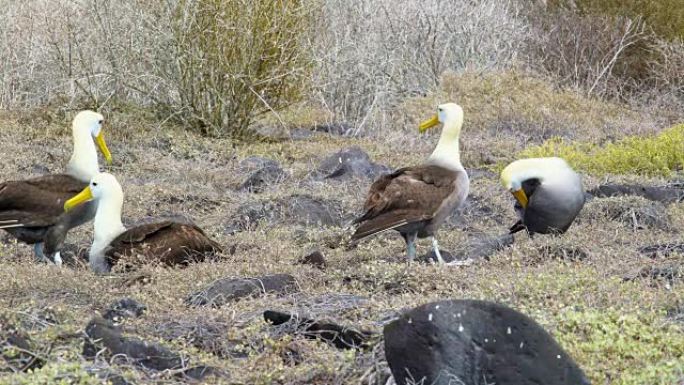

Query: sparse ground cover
left=0, top=71, right=682, bottom=384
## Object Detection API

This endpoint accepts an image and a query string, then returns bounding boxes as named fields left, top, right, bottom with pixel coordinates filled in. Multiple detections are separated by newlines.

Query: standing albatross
left=500, top=157, right=585, bottom=236
left=351, top=103, right=469, bottom=264
left=64, top=172, right=222, bottom=273
left=0, top=110, right=112, bottom=264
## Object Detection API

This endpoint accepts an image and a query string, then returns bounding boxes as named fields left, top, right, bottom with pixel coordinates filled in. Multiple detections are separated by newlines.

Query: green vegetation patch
left=520, top=124, right=684, bottom=177
left=555, top=308, right=684, bottom=385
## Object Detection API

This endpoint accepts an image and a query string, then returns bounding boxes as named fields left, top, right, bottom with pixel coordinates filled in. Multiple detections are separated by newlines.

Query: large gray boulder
left=384, top=299, right=590, bottom=385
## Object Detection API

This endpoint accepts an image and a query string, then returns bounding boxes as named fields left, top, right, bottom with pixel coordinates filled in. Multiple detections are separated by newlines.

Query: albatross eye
left=98, top=120, right=103, bottom=124
left=92, top=182, right=98, bottom=187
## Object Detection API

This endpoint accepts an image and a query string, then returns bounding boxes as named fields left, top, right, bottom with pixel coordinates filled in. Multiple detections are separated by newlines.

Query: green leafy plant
left=520, top=124, right=684, bottom=176
left=555, top=308, right=684, bottom=385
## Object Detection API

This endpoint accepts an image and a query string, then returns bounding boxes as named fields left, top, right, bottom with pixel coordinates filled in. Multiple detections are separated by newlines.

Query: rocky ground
left=0, top=72, right=683, bottom=384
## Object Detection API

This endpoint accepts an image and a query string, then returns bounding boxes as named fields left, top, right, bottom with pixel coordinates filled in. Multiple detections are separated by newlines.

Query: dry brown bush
left=0, top=0, right=314, bottom=138
left=0, top=1, right=162, bottom=109
left=0, top=0, right=681, bottom=137
left=525, top=9, right=649, bottom=98
left=309, top=0, right=528, bottom=131
left=523, top=1, right=684, bottom=104
left=164, top=0, right=315, bottom=137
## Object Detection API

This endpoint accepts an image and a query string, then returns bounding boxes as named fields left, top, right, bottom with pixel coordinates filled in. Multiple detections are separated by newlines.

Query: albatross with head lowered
left=64, top=172, right=222, bottom=274
left=501, top=157, right=584, bottom=236
left=0, top=110, right=112, bottom=264
left=351, top=103, right=469, bottom=264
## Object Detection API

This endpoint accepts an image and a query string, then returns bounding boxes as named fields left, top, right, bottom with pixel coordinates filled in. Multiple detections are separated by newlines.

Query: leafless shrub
left=0, top=0, right=679, bottom=137
left=0, top=0, right=314, bottom=138
left=0, top=0, right=163, bottom=109
left=526, top=9, right=649, bottom=98
left=642, top=39, right=684, bottom=108
left=310, top=0, right=528, bottom=131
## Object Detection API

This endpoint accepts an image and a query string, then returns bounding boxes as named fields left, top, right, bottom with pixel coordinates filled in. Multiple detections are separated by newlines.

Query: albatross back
left=105, top=220, right=223, bottom=270
left=352, top=165, right=468, bottom=240
left=0, top=174, right=93, bottom=246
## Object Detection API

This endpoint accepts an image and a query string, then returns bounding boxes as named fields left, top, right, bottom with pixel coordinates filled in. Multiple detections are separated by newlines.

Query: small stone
left=315, top=146, right=390, bottom=180
left=297, top=250, right=327, bottom=269
left=588, top=184, right=684, bottom=204
left=84, top=317, right=184, bottom=373
left=186, top=274, right=299, bottom=307
left=102, top=298, right=146, bottom=323
left=0, top=317, right=45, bottom=372
left=638, top=243, right=684, bottom=258
left=239, top=162, right=287, bottom=193
left=310, top=122, right=354, bottom=136
left=263, top=310, right=373, bottom=350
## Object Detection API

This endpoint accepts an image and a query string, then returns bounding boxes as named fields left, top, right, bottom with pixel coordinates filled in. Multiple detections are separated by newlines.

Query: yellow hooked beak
left=419, top=115, right=440, bottom=133
left=95, top=132, right=112, bottom=165
left=64, top=186, right=93, bottom=212
left=511, top=188, right=528, bottom=209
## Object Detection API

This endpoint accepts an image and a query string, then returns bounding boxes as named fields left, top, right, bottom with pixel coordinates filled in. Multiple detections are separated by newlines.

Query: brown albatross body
left=352, top=103, right=469, bottom=263
left=64, top=172, right=222, bottom=273
left=104, top=219, right=222, bottom=272
left=0, top=111, right=111, bottom=264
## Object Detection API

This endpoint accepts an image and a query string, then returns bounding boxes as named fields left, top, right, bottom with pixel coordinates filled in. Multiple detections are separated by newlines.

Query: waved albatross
left=500, top=157, right=584, bottom=236
left=0, top=110, right=112, bottom=264
left=351, top=103, right=469, bottom=264
left=64, top=172, right=222, bottom=273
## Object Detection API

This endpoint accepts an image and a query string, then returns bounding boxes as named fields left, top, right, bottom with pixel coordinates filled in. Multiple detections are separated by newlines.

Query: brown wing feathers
left=352, top=165, right=457, bottom=241
left=0, top=175, right=86, bottom=229
left=106, top=220, right=222, bottom=268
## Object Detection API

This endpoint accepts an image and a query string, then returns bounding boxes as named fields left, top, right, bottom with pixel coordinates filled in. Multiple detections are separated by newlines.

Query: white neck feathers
left=90, top=189, right=126, bottom=271
left=427, top=118, right=464, bottom=171
left=66, top=124, right=99, bottom=183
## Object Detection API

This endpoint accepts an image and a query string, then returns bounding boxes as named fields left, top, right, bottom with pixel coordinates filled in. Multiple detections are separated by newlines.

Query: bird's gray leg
left=431, top=236, right=445, bottom=264
left=406, top=232, right=417, bottom=263
left=34, top=242, right=48, bottom=263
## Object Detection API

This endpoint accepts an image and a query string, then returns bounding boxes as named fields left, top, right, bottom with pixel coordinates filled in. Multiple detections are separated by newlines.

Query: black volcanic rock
left=297, top=250, right=327, bottom=269
left=316, top=147, right=390, bottom=180
left=1, top=317, right=45, bottom=372
left=418, top=234, right=514, bottom=264
left=588, top=184, right=684, bottom=204
left=103, top=298, right=146, bottom=323
left=225, top=194, right=349, bottom=234
left=639, top=243, right=684, bottom=258
left=83, top=317, right=215, bottom=380
left=239, top=160, right=287, bottom=193
left=384, top=299, right=590, bottom=385
left=186, top=274, right=299, bottom=307
left=311, top=122, right=354, bottom=136
left=263, top=310, right=373, bottom=350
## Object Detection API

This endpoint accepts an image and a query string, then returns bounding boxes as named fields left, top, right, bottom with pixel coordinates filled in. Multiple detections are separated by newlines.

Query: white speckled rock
left=384, top=299, right=590, bottom=385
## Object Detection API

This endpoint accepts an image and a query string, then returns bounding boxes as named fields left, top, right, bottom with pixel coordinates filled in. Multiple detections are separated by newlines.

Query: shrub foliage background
left=167, top=0, right=314, bottom=137
left=0, top=0, right=682, bottom=138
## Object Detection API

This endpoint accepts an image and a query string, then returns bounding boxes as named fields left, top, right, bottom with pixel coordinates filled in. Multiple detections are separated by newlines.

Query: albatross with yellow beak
left=0, top=110, right=112, bottom=264
left=64, top=172, right=222, bottom=273
left=351, top=103, right=469, bottom=264
left=500, top=157, right=584, bottom=236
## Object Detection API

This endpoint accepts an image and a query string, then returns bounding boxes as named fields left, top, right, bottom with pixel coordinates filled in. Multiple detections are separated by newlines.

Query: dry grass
left=0, top=81, right=683, bottom=385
